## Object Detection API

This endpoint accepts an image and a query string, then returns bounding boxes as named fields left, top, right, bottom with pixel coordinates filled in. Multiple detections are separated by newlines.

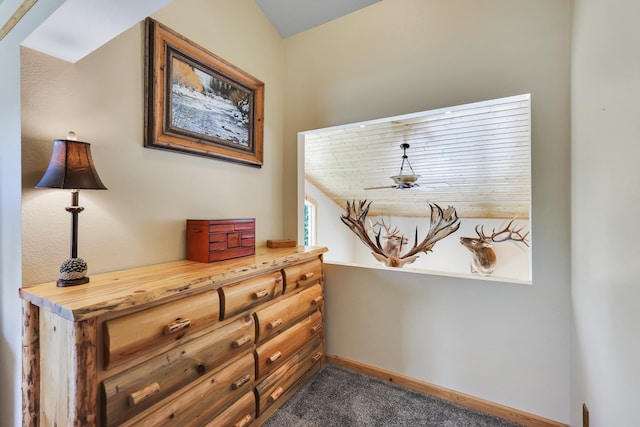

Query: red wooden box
left=186, top=218, right=255, bottom=263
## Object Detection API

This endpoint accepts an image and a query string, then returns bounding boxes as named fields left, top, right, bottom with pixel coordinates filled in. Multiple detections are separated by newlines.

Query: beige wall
left=21, top=0, right=285, bottom=285
left=20, top=1, right=640, bottom=426
left=571, top=0, right=640, bottom=425
left=284, top=0, right=571, bottom=423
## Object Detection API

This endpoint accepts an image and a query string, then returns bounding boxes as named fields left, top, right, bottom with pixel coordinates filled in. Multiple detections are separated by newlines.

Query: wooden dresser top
left=20, top=246, right=327, bottom=322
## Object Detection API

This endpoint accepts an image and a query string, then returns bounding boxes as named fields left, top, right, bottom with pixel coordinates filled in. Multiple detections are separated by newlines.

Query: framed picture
left=144, top=18, right=264, bottom=167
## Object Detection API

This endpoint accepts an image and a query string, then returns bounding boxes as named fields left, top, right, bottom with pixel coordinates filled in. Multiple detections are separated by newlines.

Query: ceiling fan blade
left=364, top=185, right=397, bottom=190
left=419, top=181, right=449, bottom=188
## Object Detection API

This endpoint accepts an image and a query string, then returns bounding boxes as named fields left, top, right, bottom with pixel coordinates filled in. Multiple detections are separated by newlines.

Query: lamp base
left=58, top=257, right=89, bottom=287
left=57, top=277, right=90, bottom=287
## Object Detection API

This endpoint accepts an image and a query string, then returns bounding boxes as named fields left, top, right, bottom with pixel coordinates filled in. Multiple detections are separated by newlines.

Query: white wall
left=571, top=0, right=640, bottom=425
left=284, top=0, right=571, bottom=422
left=305, top=180, right=355, bottom=262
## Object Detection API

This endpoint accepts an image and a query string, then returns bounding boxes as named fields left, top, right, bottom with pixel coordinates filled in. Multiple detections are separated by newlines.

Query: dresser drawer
left=255, top=310, right=323, bottom=379
left=121, top=352, right=255, bottom=426
left=101, top=315, right=254, bottom=426
left=254, top=284, right=323, bottom=343
left=256, top=337, right=324, bottom=416
left=103, top=290, right=220, bottom=369
left=203, top=391, right=255, bottom=427
left=219, top=272, right=283, bottom=320
left=282, top=258, right=322, bottom=293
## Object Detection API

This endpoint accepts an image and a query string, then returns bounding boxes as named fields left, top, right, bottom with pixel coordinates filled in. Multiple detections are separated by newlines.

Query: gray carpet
left=262, top=364, right=525, bottom=427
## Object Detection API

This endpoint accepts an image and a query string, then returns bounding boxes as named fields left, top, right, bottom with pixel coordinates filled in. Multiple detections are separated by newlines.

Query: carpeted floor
left=262, top=364, right=525, bottom=427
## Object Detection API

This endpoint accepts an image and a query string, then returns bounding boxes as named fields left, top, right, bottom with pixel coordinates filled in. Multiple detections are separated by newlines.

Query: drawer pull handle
left=163, top=317, right=191, bottom=335
left=231, top=373, right=251, bottom=390
left=253, top=289, right=269, bottom=299
left=267, top=351, right=282, bottom=364
left=268, top=386, right=284, bottom=403
left=269, top=318, right=283, bottom=329
left=312, top=352, right=323, bottom=362
left=128, top=382, right=160, bottom=407
left=234, top=414, right=252, bottom=427
left=301, top=272, right=314, bottom=280
left=311, top=296, right=323, bottom=305
left=191, top=228, right=203, bottom=233
left=311, top=323, right=323, bottom=333
left=232, top=335, right=252, bottom=349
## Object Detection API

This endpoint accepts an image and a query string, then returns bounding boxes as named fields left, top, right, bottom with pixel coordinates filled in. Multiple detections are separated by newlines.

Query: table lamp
left=36, top=132, right=107, bottom=287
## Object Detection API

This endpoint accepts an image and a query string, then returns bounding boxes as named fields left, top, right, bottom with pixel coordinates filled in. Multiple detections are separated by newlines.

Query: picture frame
left=144, top=18, right=264, bottom=167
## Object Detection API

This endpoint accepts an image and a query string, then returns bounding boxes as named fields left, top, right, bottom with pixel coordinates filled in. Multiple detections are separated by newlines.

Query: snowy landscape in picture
left=170, top=63, right=250, bottom=148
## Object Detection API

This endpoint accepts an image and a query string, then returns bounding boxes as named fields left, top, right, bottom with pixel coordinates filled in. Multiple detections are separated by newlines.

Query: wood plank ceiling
left=303, top=94, right=531, bottom=219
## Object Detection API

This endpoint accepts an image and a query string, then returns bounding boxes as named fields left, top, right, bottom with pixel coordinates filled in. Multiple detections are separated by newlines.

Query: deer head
left=341, top=200, right=460, bottom=268
left=369, top=219, right=409, bottom=259
left=459, top=220, right=529, bottom=276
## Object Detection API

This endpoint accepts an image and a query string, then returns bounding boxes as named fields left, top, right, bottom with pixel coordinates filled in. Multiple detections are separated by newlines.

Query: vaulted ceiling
left=16, top=0, right=380, bottom=62
left=254, top=0, right=381, bottom=38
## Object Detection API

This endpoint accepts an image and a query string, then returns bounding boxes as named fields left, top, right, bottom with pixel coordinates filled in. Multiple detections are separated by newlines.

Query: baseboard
left=326, top=354, right=568, bottom=427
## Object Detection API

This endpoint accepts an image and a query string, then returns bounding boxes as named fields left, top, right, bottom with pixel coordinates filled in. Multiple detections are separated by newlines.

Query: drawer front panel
left=254, top=284, right=323, bottom=343
left=203, top=391, right=255, bottom=427
left=103, top=290, right=220, bottom=369
left=102, top=315, right=254, bottom=426
left=255, top=310, right=323, bottom=379
left=219, top=272, right=283, bottom=320
left=256, top=338, right=324, bottom=416
left=282, top=258, right=322, bottom=293
left=121, top=352, right=255, bottom=427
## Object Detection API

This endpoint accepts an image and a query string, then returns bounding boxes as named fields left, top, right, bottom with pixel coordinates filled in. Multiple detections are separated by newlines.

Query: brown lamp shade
left=36, top=139, right=107, bottom=190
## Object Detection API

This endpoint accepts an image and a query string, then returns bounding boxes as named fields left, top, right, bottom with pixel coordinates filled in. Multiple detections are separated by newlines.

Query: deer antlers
left=460, top=219, right=530, bottom=276
left=340, top=200, right=460, bottom=267
left=474, top=219, right=530, bottom=247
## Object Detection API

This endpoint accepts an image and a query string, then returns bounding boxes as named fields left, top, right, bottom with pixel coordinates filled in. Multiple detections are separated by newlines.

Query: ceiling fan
left=365, top=143, right=435, bottom=190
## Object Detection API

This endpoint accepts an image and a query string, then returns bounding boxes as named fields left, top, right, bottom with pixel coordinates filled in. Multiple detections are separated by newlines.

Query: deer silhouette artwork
left=459, top=220, right=529, bottom=276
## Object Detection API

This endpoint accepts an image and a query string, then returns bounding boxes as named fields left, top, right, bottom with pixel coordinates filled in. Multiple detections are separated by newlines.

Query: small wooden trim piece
left=268, top=318, right=283, bottom=329
left=266, top=239, right=296, bottom=249
left=128, top=382, right=160, bottom=407
left=267, top=351, right=282, bottom=364
left=21, top=300, right=40, bottom=427
left=326, top=354, right=568, bottom=427
left=163, top=317, right=191, bottom=335
left=231, top=374, right=251, bottom=390
left=0, top=0, right=38, bottom=42
left=253, top=289, right=269, bottom=299
left=232, top=335, right=252, bottom=349
left=268, top=387, right=284, bottom=403
left=233, top=414, right=252, bottom=427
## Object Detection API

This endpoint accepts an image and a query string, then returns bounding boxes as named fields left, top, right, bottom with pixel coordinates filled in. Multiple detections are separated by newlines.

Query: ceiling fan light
left=391, top=174, right=420, bottom=185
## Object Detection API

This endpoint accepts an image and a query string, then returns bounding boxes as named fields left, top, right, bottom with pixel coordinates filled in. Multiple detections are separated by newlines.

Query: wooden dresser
left=20, top=246, right=327, bottom=427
